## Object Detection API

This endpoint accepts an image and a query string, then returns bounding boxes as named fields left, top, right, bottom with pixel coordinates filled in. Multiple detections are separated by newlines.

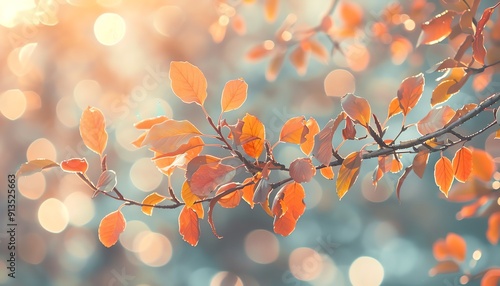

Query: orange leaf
left=189, top=163, right=236, bottom=197
left=178, top=206, right=200, bottom=246
left=320, top=166, right=335, bottom=180
left=154, top=138, right=204, bottom=176
left=413, top=150, right=429, bottom=179
left=208, top=196, right=223, bottom=239
left=307, top=40, right=329, bottom=63
left=264, top=0, right=278, bottom=22
left=396, top=166, right=413, bottom=201
left=397, top=73, right=425, bottom=116
left=141, top=192, right=167, bottom=216
left=390, top=158, right=403, bottom=173
left=181, top=181, right=204, bottom=219
left=289, top=158, right=316, bottom=183
left=447, top=103, right=477, bottom=126
left=61, top=158, right=88, bottom=173
left=473, top=4, right=500, bottom=65
left=231, top=14, right=246, bottom=35
left=452, top=147, right=472, bottom=182
left=98, top=210, right=126, bottom=248
left=431, top=80, right=459, bottom=106
left=141, top=119, right=202, bottom=154
left=471, top=148, right=496, bottom=181
left=289, top=46, right=308, bottom=75
left=387, top=97, right=402, bottom=119
left=435, top=156, right=454, bottom=197
left=246, top=43, right=272, bottom=61
left=416, top=106, right=456, bottom=135
left=300, top=117, right=320, bottom=156
left=487, top=213, right=500, bottom=245
left=432, top=232, right=466, bottom=262
left=221, top=78, right=248, bottom=112
left=496, top=129, right=500, bottom=139
left=17, top=159, right=59, bottom=177
left=222, top=119, right=245, bottom=146
left=280, top=116, right=308, bottom=144
left=152, top=136, right=204, bottom=159
left=266, top=50, right=285, bottom=81
left=342, top=117, right=356, bottom=140
left=169, top=61, right=207, bottom=106
left=449, top=179, right=491, bottom=203
left=272, top=182, right=306, bottom=236
left=339, top=1, right=363, bottom=27
left=341, top=93, right=371, bottom=127
left=313, top=119, right=336, bottom=166
left=134, top=116, right=169, bottom=129
left=481, top=268, right=500, bottom=286
left=240, top=113, right=265, bottom=159
left=428, top=261, right=460, bottom=276
left=216, top=183, right=242, bottom=208
left=80, top=106, right=108, bottom=156
left=417, top=10, right=456, bottom=46
left=336, top=151, right=362, bottom=199
left=185, top=155, right=220, bottom=180
left=241, top=177, right=256, bottom=208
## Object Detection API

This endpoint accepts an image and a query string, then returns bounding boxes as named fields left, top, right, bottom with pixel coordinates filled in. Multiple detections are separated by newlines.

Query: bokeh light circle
left=134, top=232, right=172, bottom=267
left=0, top=89, right=27, bottom=120
left=324, top=69, right=355, bottom=97
left=244, top=229, right=279, bottom=264
left=288, top=247, right=323, bottom=281
left=210, top=271, right=244, bottom=286
left=153, top=6, right=185, bottom=37
left=26, top=137, right=57, bottom=162
left=38, top=198, right=69, bottom=233
left=64, top=191, right=95, bottom=226
left=18, top=173, right=46, bottom=200
left=130, top=157, right=163, bottom=192
left=349, top=256, right=384, bottom=286
left=94, top=13, right=126, bottom=46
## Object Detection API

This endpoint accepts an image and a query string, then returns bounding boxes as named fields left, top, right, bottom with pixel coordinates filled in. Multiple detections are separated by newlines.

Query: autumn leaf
left=169, top=61, right=207, bottom=106
left=141, top=192, right=167, bottom=216
left=447, top=103, right=477, bottom=126
left=272, top=182, right=306, bottom=236
left=417, top=10, right=456, bottom=46
left=178, top=206, right=200, bottom=246
left=433, top=232, right=467, bottom=262
left=208, top=196, right=223, bottom=239
left=154, top=138, right=205, bottom=177
left=397, top=73, right=425, bottom=116
left=413, top=150, right=429, bottom=179
left=473, top=3, right=500, bottom=65
left=428, top=261, right=460, bottom=276
left=216, top=182, right=242, bottom=208
left=487, top=212, right=500, bottom=245
left=481, top=268, right=500, bottom=286
left=241, top=177, right=256, bottom=208
left=300, top=117, right=320, bottom=156
left=240, top=113, right=265, bottom=159
left=434, top=156, right=454, bottom=197
left=185, top=155, right=220, bottom=180
left=141, top=119, right=202, bottom=154
left=134, top=116, right=169, bottom=129
left=452, top=147, right=472, bottom=183
left=96, top=170, right=117, bottom=193
left=152, top=136, right=204, bottom=159
left=416, top=106, right=455, bottom=135
left=312, top=113, right=345, bottom=166
left=307, top=40, right=329, bottom=63
left=264, top=0, right=278, bottom=22
left=221, top=79, right=248, bottom=112
left=396, top=166, right=413, bottom=201
left=98, top=210, right=126, bottom=248
left=339, top=1, right=363, bottom=27
left=289, top=158, right=316, bottom=183
left=17, top=159, right=59, bottom=177
left=471, top=148, right=496, bottom=181
left=431, top=80, right=459, bottom=106
left=342, top=117, right=356, bottom=140
left=336, top=151, right=362, bottom=199
left=341, top=93, right=371, bottom=127
left=289, top=46, right=308, bottom=75
left=246, top=42, right=272, bottom=61
left=60, top=158, right=88, bottom=173
left=189, top=163, right=236, bottom=197
left=387, top=97, right=402, bottom=120
left=80, top=106, right=108, bottom=156
left=266, top=50, right=285, bottom=81
left=253, top=178, right=272, bottom=204
left=280, top=116, right=308, bottom=144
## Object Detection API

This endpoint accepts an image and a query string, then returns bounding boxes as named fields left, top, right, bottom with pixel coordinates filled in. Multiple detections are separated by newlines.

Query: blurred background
left=1, top=0, right=500, bottom=285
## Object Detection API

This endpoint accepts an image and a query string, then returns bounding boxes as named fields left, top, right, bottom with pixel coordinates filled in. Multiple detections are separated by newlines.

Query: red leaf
left=336, top=151, right=362, bottom=199
left=61, top=158, right=88, bottom=173
left=98, top=210, right=126, bottom=248
left=208, top=196, right=223, bottom=239
left=178, top=206, right=200, bottom=246
left=396, top=166, right=413, bottom=201
left=473, top=3, right=500, bottom=65
left=80, top=106, right=108, bottom=156
left=289, top=158, right=316, bottom=183
left=397, top=73, right=425, bottom=116
left=342, top=117, right=356, bottom=140
left=272, top=182, right=306, bottom=236
left=417, top=10, right=456, bottom=46
left=435, top=156, right=454, bottom=197
left=169, top=61, right=207, bottom=106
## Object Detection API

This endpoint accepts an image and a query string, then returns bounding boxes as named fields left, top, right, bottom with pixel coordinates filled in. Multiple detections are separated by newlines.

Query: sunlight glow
left=38, top=198, right=69, bottom=233
left=94, top=13, right=126, bottom=46
left=349, top=256, right=384, bottom=286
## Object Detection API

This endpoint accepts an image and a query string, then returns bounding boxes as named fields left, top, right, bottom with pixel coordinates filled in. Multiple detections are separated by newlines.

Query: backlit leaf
left=341, top=93, right=371, bottom=127
left=272, top=182, right=306, bottom=236
left=342, top=117, right=356, bottom=140
left=434, top=156, right=454, bottom=197
left=221, top=79, right=248, bottom=112
left=80, top=106, right=108, bottom=156
left=134, top=116, right=169, bottom=129
left=481, top=268, right=500, bottom=286
left=280, top=116, right=308, bottom=144
left=471, top=148, right=496, bottom=181
left=141, top=119, right=202, bottom=154
left=397, top=73, right=425, bottom=116
left=307, top=40, right=329, bottom=63
left=416, top=106, right=455, bottom=135
left=17, top=159, right=59, bottom=177
left=189, top=163, right=236, bottom=197
left=61, top=158, right=88, bottom=173
left=417, top=10, right=456, bottom=46
left=96, top=170, right=117, bottom=193
left=487, top=212, right=500, bottom=245
left=141, top=192, right=166, bottom=216
left=246, top=43, right=272, bottom=61
left=266, top=50, right=285, bottom=81
left=289, top=46, right=308, bottom=75
left=208, top=196, right=223, bottom=239
left=432, top=232, right=466, bottom=262
left=241, top=177, right=256, bottom=208
left=98, top=210, right=126, bottom=248
left=413, top=150, right=429, bottom=178
left=431, top=80, right=459, bottom=106
left=240, top=113, right=265, bottom=159
left=428, top=261, right=460, bottom=276
left=473, top=4, right=500, bottom=65
left=152, top=136, right=204, bottom=159
left=253, top=178, right=272, bottom=204
left=447, top=103, right=477, bottom=126
left=216, top=183, right=242, bottom=208
left=300, top=117, right=320, bottom=156
left=452, top=147, right=472, bottom=182
left=178, top=206, right=200, bottom=246
left=336, top=151, right=362, bottom=199
left=181, top=181, right=204, bottom=219
left=387, top=97, right=402, bottom=119
left=339, top=1, right=363, bottom=27
left=289, top=158, right=316, bottom=183
left=185, top=155, right=220, bottom=180
left=320, top=166, right=335, bottom=180
left=169, top=61, right=207, bottom=106
left=396, top=166, right=413, bottom=201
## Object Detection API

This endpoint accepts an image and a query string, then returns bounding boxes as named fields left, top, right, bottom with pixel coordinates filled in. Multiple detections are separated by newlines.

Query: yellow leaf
left=80, top=106, right=108, bottom=156
left=17, top=159, right=59, bottom=177
left=141, top=192, right=167, bottom=216
left=221, top=78, right=248, bottom=112
left=336, top=151, right=362, bottom=199
left=169, top=61, right=207, bottom=106
left=320, top=166, right=335, bottom=180
left=431, top=80, right=459, bottom=106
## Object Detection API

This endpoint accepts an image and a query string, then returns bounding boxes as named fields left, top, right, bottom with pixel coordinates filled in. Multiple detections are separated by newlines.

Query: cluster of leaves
left=16, top=1, right=500, bottom=283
